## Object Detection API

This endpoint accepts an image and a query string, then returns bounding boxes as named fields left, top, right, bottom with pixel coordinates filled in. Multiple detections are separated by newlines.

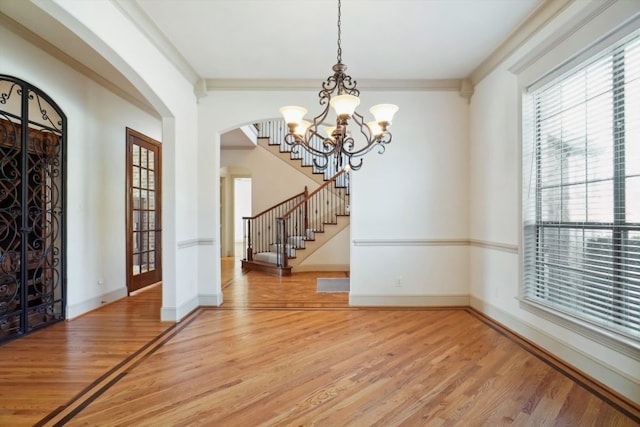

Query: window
left=523, top=31, right=640, bottom=345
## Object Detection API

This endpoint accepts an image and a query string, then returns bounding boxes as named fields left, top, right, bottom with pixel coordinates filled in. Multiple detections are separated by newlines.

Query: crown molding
left=470, top=0, right=575, bottom=85
left=509, top=0, right=634, bottom=88
left=206, top=78, right=461, bottom=92
left=458, top=78, right=474, bottom=103
left=111, top=0, right=200, bottom=85
left=0, top=12, right=159, bottom=118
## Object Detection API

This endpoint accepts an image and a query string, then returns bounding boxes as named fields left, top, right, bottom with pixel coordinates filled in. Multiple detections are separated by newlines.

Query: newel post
left=303, top=186, right=309, bottom=234
left=278, top=218, right=288, bottom=268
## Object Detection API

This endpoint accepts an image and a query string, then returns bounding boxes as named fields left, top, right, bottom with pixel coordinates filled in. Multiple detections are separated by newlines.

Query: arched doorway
left=0, top=75, right=66, bottom=343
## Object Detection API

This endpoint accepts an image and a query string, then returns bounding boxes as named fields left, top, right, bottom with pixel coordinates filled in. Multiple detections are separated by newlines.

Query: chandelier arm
left=350, top=110, right=374, bottom=140
left=343, top=133, right=392, bottom=158
left=307, top=106, right=337, bottom=156
left=351, top=110, right=366, bottom=125
left=338, top=74, right=359, bottom=96
left=286, top=138, right=332, bottom=172
left=320, top=79, right=338, bottom=104
left=308, top=104, right=331, bottom=137
left=347, top=156, right=364, bottom=171
left=313, top=155, right=329, bottom=171
left=285, top=133, right=335, bottom=157
left=341, top=134, right=355, bottom=153
left=322, top=68, right=359, bottom=98
left=312, top=151, right=332, bottom=170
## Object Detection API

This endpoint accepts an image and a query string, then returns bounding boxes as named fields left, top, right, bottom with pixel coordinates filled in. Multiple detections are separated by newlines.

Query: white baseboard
left=66, top=287, right=128, bottom=319
left=69, top=290, right=221, bottom=323
left=349, top=294, right=470, bottom=306
left=160, top=307, right=176, bottom=322
left=199, top=293, right=223, bottom=306
left=161, top=295, right=199, bottom=322
left=470, top=296, right=640, bottom=404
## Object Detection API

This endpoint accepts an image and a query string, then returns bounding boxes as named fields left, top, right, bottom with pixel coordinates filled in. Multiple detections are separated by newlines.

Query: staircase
left=241, top=166, right=350, bottom=276
left=257, top=120, right=350, bottom=189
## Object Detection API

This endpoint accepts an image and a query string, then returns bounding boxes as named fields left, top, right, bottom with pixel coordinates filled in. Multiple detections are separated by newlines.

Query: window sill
left=518, top=297, right=640, bottom=362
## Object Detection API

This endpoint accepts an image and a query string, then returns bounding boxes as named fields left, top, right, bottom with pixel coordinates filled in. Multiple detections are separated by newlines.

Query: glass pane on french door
left=127, top=129, right=161, bottom=293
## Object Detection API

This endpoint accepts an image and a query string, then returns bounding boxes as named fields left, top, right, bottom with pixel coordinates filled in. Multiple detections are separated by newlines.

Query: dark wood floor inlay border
left=468, top=308, right=640, bottom=423
left=37, top=309, right=204, bottom=426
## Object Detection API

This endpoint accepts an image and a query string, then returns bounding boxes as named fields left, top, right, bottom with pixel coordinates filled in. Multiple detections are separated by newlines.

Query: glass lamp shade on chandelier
left=279, top=0, right=398, bottom=171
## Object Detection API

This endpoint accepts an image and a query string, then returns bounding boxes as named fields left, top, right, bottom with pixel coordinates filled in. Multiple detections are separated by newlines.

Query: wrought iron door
left=0, top=75, right=66, bottom=344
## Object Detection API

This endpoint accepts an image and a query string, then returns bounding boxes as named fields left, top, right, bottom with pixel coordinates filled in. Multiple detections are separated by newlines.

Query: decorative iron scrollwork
left=0, top=75, right=66, bottom=343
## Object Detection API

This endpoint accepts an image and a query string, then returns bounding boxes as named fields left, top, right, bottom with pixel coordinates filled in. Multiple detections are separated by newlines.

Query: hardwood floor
left=221, top=257, right=350, bottom=309
left=0, top=258, right=638, bottom=426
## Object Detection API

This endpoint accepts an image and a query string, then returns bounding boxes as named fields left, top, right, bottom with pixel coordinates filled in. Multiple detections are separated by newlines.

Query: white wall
left=350, top=90, right=470, bottom=306
left=299, top=226, right=351, bottom=271
left=0, top=23, right=162, bottom=317
left=469, top=0, right=640, bottom=403
left=203, top=89, right=468, bottom=286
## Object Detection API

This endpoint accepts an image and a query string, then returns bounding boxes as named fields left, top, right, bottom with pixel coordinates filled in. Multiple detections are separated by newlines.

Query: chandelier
left=279, top=0, right=398, bottom=171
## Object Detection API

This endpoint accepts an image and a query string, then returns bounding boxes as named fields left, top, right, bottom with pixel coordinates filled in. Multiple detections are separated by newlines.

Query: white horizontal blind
left=523, top=30, right=640, bottom=342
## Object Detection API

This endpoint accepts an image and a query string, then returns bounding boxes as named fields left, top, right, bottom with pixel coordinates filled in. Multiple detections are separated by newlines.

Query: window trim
left=517, top=4, right=640, bottom=361
left=512, top=2, right=640, bottom=93
left=519, top=297, right=640, bottom=359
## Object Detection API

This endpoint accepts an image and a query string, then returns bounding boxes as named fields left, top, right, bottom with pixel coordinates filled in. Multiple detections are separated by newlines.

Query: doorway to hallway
left=233, top=177, right=251, bottom=257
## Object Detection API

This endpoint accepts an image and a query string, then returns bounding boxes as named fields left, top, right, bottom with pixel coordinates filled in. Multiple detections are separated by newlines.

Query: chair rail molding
left=177, top=238, right=215, bottom=249
left=352, top=238, right=518, bottom=254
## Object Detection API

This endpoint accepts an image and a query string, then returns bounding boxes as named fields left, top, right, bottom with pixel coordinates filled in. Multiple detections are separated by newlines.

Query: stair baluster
left=242, top=187, right=308, bottom=270
left=242, top=170, right=349, bottom=275
left=256, top=119, right=351, bottom=191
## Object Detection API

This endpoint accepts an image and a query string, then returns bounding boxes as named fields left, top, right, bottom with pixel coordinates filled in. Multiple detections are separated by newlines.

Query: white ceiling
left=135, top=0, right=543, bottom=81
left=0, top=0, right=544, bottom=92
left=1, top=0, right=543, bottom=139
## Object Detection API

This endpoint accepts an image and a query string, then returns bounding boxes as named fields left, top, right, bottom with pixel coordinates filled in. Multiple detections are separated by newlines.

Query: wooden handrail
left=279, top=169, right=348, bottom=221
left=243, top=188, right=307, bottom=220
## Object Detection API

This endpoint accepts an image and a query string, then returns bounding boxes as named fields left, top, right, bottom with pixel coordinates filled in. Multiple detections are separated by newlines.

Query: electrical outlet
left=97, top=279, right=104, bottom=286
left=394, top=277, right=403, bottom=287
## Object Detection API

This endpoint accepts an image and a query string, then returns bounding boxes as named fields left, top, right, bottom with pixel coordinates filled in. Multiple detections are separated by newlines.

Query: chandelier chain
left=337, top=0, right=342, bottom=64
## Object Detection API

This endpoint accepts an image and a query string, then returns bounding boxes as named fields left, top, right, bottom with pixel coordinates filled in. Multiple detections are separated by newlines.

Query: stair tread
left=255, top=251, right=297, bottom=261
